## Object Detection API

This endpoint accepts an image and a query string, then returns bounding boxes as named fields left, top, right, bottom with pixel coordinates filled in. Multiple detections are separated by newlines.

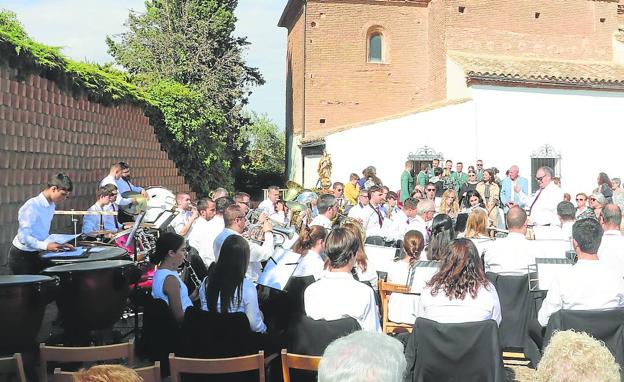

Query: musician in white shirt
left=598, top=204, right=624, bottom=277
left=360, top=186, right=386, bottom=239
left=347, top=189, right=370, bottom=222
left=99, top=163, right=139, bottom=214
left=291, top=225, right=327, bottom=280
left=310, top=194, right=337, bottom=231
left=10, top=173, right=74, bottom=274
left=418, top=238, right=502, bottom=325
left=82, top=184, right=121, bottom=237
left=186, top=198, right=217, bottom=266
left=384, top=197, right=420, bottom=242
left=213, top=205, right=273, bottom=282
left=412, top=199, right=435, bottom=244
left=304, top=227, right=381, bottom=332
left=200, top=235, right=267, bottom=333
left=484, top=207, right=538, bottom=275
left=258, top=185, right=283, bottom=223
left=538, top=218, right=624, bottom=326
left=387, top=230, right=425, bottom=324
left=518, top=166, right=564, bottom=227
left=168, top=192, right=198, bottom=238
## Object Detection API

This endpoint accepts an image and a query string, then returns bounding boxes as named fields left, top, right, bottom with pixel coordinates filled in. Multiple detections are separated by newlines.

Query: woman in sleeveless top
left=151, top=232, right=196, bottom=322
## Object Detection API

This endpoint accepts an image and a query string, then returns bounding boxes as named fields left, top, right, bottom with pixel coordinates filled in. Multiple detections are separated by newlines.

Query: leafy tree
left=235, top=112, right=286, bottom=197
left=106, top=0, right=263, bottom=194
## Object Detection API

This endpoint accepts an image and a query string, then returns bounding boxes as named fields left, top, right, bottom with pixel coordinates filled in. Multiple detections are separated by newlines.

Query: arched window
left=368, top=33, right=383, bottom=63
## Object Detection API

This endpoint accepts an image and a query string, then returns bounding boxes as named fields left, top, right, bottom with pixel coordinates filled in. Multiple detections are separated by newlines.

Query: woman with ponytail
left=425, top=214, right=456, bottom=261
left=291, top=225, right=327, bottom=280
left=387, top=230, right=425, bottom=324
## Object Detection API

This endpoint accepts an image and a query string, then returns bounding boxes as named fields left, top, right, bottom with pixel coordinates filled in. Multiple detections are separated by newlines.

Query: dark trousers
left=8, top=245, right=48, bottom=275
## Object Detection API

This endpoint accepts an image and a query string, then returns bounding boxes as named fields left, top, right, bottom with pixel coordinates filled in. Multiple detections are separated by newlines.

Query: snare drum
left=0, top=275, right=58, bottom=353
left=144, top=186, right=176, bottom=223
left=43, top=260, right=138, bottom=333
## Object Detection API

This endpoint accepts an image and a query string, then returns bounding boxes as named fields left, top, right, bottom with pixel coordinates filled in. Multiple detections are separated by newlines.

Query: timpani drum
left=40, top=246, right=128, bottom=266
left=42, top=260, right=138, bottom=333
left=0, top=275, right=58, bottom=353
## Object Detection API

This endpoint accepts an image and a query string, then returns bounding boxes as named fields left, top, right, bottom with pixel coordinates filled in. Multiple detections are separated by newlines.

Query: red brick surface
left=0, top=64, right=191, bottom=273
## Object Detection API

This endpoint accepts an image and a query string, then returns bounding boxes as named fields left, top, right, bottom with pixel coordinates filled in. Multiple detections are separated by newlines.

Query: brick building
left=279, top=0, right=624, bottom=195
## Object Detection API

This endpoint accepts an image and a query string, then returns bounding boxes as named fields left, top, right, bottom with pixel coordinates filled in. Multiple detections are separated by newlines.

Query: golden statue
left=317, top=150, right=332, bottom=189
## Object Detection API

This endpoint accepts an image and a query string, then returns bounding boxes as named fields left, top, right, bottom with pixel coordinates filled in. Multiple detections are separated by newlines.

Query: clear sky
left=0, top=0, right=288, bottom=129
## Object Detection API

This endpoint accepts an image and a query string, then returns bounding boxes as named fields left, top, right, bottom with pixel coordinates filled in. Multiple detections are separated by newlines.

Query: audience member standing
left=401, top=161, right=414, bottom=204
left=575, top=192, right=596, bottom=220
left=500, top=165, right=528, bottom=212
left=597, top=172, right=614, bottom=204
left=598, top=204, right=624, bottom=278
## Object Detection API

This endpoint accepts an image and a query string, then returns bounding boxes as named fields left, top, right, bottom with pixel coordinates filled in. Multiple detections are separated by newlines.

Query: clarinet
left=183, top=259, right=201, bottom=290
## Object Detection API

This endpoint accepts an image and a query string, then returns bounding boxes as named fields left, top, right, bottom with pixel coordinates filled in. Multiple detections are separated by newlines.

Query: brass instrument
left=284, top=181, right=303, bottom=202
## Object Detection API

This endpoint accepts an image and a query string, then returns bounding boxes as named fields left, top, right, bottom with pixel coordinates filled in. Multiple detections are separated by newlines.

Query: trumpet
left=243, top=222, right=296, bottom=248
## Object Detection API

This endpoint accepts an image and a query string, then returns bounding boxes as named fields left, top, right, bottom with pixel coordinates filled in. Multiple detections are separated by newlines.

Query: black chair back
left=139, top=295, right=181, bottom=376
left=486, top=272, right=533, bottom=350
left=542, top=308, right=624, bottom=377
left=283, top=276, right=316, bottom=316
left=405, top=318, right=505, bottom=382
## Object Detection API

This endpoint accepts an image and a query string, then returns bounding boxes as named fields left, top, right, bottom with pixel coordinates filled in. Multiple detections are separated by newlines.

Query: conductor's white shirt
left=537, top=259, right=624, bottom=326
left=522, top=182, right=564, bottom=227
left=305, top=271, right=381, bottom=332
left=417, top=283, right=502, bottom=325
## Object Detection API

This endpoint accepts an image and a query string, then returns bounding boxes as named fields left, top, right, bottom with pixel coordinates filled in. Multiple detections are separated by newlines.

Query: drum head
left=43, top=260, right=135, bottom=274
left=0, top=275, right=54, bottom=286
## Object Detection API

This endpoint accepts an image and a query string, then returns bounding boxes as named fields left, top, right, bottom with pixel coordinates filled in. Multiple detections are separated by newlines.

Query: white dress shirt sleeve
left=243, top=279, right=267, bottom=333
left=537, top=276, right=563, bottom=326
left=489, top=285, right=502, bottom=326
left=17, top=202, right=49, bottom=250
left=249, top=233, right=274, bottom=263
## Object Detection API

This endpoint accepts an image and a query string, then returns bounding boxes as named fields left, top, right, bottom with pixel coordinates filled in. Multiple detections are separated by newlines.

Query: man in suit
left=500, top=165, right=528, bottom=212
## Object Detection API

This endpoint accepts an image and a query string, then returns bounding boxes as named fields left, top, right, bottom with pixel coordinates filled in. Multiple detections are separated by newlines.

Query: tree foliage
left=107, top=0, right=265, bottom=194
left=235, top=112, right=285, bottom=196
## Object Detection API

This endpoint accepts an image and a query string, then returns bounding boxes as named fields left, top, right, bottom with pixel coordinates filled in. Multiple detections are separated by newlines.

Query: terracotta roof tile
left=450, top=51, right=624, bottom=90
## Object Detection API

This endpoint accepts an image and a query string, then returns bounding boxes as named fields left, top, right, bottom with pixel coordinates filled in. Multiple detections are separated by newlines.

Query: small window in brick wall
left=368, top=33, right=383, bottom=63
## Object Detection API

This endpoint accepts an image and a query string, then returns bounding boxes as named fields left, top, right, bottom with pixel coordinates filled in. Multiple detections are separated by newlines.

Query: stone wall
left=0, top=63, right=191, bottom=273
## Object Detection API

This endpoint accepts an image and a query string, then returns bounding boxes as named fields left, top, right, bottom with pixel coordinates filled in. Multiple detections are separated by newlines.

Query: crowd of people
left=8, top=157, right=624, bottom=381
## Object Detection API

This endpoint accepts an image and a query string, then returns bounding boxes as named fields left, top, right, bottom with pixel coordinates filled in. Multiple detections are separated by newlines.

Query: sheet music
left=42, top=246, right=87, bottom=258
left=409, top=261, right=440, bottom=294
left=536, top=259, right=574, bottom=290
left=88, top=246, right=108, bottom=253
left=257, top=248, right=301, bottom=291
left=46, top=234, right=79, bottom=244
left=153, top=211, right=174, bottom=230
left=364, top=244, right=397, bottom=273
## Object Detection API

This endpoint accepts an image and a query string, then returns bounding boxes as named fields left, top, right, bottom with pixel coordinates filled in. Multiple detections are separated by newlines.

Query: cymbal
left=85, top=230, right=115, bottom=236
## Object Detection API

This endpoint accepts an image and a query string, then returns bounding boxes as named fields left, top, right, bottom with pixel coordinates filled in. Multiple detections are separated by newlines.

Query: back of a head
left=318, top=331, right=406, bottom=382
left=325, top=227, right=359, bottom=268
left=403, top=197, right=419, bottom=211
left=465, top=208, right=488, bottom=238
left=535, top=330, right=620, bottom=382
left=292, top=225, right=327, bottom=255
left=557, top=201, right=576, bottom=222
left=572, top=218, right=603, bottom=254
left=402, top=230, right=424, bottom=261
left=215, top=196, right=234, bottom=214
left=223, top=204, right=243, bottom=227
left=427, top=214, right=456, bottom=261
left=74, top=364, right=142, bottom=382
left=602, top=204, right=622, bottom=228
left=151, top=232, right=184, bottom=265
left=506, top=206, right=527, bottom=230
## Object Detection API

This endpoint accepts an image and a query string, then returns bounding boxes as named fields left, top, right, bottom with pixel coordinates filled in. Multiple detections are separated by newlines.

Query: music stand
left=528, top=258, right=574, bottom=292
left=125, top=211, right=145, bottom=263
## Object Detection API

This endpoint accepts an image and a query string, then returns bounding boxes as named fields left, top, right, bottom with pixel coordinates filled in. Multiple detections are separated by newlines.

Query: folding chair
left=0, top=353, right=27, bottom=382
left=280, top=349, right=321, bottom=382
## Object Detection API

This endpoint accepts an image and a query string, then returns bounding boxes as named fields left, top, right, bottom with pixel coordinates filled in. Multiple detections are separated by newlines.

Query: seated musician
left=342, top=222, right=378, bottom=288
left=304, top=227, right=382, bottom=332
left=417, top=238, right=501, bottom=325
left=387, top=230, right=425, bottom=324
left=117, top=162, right=148, bottom=199
left=168, top=192, right=198, bottom=238
left=291, top=225, right=327, bottom=280
left=199, top=235, right=267, bottom=333
left=483, top=206, right=537, bottom=275
left=537, top=218, right=624, bottom=327
left=9, top=173, right=74, bottom=275
left=310, top=194, right=337, bottom=230
left=151, top=232, right=197, bottom=323
left=213, top=205, right=273, bottom=282
left=82, top=184, right=121, bottom=239
left=258, top=185, right=284, bottom=224
left=383, top=197, right=419, bottom=242
left=186, top=198, right=217, bottom=266
left=100, top=163, right=138, bottom=223
left=425, top=214, right=456, bottom=261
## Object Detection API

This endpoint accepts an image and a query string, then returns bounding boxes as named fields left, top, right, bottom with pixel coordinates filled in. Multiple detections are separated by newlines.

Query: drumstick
left=54, top=211, right=118, bottom=215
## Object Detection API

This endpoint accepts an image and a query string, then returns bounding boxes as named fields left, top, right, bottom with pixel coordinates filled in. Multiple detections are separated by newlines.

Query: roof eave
left=467, top=75, right=624, bottom=92
left=278, top=0, right=304, bottom=28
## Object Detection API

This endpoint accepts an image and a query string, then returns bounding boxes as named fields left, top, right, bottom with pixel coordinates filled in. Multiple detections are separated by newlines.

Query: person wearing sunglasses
left=575, top=192, right=596, bottom=220
left=518, top=166, right=564, bottom=228
left=589, top=192, right=606, bottom=221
